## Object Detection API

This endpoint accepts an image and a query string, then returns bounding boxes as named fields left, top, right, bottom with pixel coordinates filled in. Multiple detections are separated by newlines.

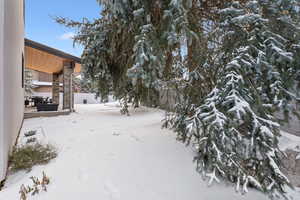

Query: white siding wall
left=0, top=0, right=24, bottom=181
left=0, top=0, right=5, bottom=183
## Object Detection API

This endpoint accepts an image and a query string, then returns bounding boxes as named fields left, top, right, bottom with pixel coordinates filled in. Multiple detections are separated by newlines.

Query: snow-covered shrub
left=9, top=143, right=57, bottom=172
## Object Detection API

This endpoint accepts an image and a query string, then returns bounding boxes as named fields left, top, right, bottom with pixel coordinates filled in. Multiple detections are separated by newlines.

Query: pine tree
left=165, top=1, right=300, bottom=199
left=56, top=0, right=200, bottom=113
left=57, top=0, right=300, bottom=198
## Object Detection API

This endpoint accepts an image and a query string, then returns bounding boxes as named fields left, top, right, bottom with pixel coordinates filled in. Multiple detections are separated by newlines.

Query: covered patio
left=24, top=39, right=81, bottom=118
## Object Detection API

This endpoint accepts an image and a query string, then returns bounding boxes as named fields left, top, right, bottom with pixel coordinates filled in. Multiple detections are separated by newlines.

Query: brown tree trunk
left=163, top=50, right=173, bottom=80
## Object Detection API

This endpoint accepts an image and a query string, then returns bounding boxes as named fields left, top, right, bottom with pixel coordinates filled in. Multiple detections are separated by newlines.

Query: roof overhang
left=25, top=38, right=81, bottom=74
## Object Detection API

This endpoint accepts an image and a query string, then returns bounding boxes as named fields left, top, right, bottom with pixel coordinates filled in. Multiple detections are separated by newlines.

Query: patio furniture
left=32, top=96, right=44, bottom=107
left=24, top=99, right=30, bottom=107
left=36, top=103, right=59, bottom=112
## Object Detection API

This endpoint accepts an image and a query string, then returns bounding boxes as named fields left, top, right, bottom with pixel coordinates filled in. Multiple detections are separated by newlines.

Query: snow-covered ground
left=0, top=103, right=299, bottom=200
left=279, top=131, right=300, bottom=154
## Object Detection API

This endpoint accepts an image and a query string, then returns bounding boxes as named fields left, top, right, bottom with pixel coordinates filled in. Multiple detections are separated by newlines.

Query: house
left=0, top=0, right=25, bottom=182
left=28, top=69, right=81, bottom=93
left=24, top=39, right=100, bottom=107
left=25, top=38, right=81, bottom=110
left=30, top=70, right=63, bottom=93
left=26, top=68, right=100, bottom=105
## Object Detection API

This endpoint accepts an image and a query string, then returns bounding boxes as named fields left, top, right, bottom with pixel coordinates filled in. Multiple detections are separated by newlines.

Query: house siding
left=0, top=0, right=5, bottom=183
left=0, top=0, right=24, bottom=181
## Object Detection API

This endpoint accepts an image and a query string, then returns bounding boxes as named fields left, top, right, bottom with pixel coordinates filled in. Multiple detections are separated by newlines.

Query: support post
left=52, top=73, right=60, bottom=104
left=63, top=61, right=74, bottom=110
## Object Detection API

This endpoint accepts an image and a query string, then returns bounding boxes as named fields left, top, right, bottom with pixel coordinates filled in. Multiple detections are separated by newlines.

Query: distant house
left=27, top=69, right=99, bottom=105
left=28, top=69, right=83, bottom=93
left=28, top=70, right=100, bottom=106
left=30, top=70, right=63, bottom=93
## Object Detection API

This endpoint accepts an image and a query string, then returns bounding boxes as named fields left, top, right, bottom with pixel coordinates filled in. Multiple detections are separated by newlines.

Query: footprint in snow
left=104, top=181, right=120, bottom=200
left=106, top=153, right=116, bottom=161
left=112, top=132, right=121, bottom=136
left=89, top=129, right=96, bottom=135
left=77, top=168, right=89, bottom=182
left=130, top=135, right=142, bottom=142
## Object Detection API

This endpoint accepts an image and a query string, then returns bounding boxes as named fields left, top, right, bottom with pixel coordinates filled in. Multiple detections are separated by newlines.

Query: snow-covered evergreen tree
left=57, top=0, right=300, bottom=198
left=57, top=0, right=200, bottom=112
left=165, top=1, right=300, bottom=199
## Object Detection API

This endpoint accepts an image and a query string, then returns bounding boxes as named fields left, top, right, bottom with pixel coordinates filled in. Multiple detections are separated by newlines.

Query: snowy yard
left=0, top=103, right=299, bottom=200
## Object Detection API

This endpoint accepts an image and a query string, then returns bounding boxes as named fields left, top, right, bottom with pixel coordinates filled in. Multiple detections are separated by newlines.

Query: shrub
left=19, top=171, right=50, bottom=200
left=9, top=143, right=57, bottom=172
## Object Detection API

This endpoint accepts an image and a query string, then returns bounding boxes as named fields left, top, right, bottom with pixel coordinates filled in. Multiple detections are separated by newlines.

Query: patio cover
left=24, top=38, right=82, bottom=111
left=25, top=38, right=81, bottom=73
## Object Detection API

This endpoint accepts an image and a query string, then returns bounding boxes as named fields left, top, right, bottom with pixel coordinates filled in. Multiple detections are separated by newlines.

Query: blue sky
left=25, top=0, right=101, bottom=57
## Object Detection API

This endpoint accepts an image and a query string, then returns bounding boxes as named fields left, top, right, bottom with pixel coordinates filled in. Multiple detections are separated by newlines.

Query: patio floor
left=24, top=110, right=71, bottom=119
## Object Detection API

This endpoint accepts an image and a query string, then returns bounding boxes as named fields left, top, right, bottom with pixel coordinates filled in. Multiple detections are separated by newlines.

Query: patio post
left=63, top=61, right=74, bottom=110
left=52, top=73, right=60, bottom=104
